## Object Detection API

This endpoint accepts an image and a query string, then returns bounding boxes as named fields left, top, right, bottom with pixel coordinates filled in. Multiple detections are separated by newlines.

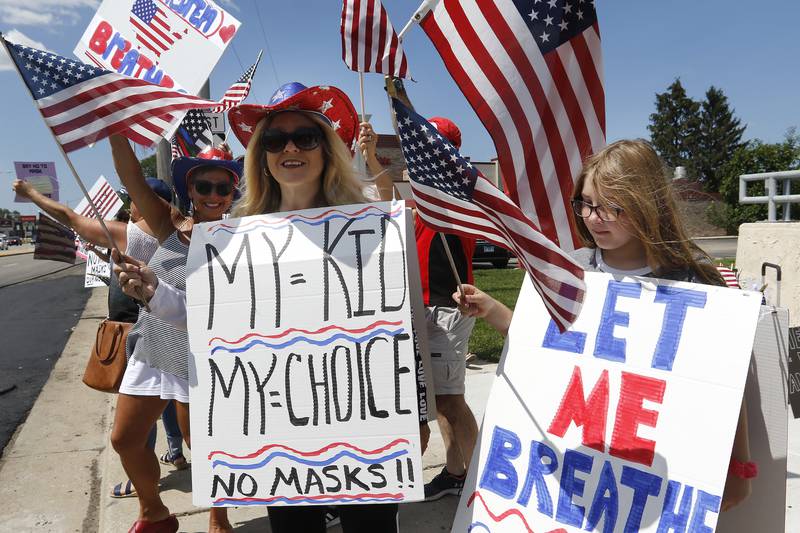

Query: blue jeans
left=145, top=400, right=183, bottom=458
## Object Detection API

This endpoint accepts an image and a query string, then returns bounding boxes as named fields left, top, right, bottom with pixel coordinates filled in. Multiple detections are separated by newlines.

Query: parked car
left=472, top=239, right=511, bottom=268
left=7, top=236, right=22, bottom=246
left=0, top=234, right=7, bottom=250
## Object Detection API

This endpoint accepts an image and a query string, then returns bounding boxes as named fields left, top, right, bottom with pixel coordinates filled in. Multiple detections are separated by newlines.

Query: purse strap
left=96, top=321, right=125, bottom=363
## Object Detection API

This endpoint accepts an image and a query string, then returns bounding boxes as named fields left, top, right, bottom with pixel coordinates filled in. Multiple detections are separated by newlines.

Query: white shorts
left=425, top=306, right=475, bottom=396
left=119, top=356, right=190, bottom=404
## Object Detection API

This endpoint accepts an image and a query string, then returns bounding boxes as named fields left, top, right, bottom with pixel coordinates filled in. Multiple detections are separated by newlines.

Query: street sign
left=204, top=112, right=226, bottom=134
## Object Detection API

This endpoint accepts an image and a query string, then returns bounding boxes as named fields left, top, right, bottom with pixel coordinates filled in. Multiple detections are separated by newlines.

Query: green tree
left=708, top=129, right=800, bottom=233
left=648, top=79, right=701, bottom=176
left=140, top=154, right=157, bottom=178
left=696, top=86, right=746, bottom=192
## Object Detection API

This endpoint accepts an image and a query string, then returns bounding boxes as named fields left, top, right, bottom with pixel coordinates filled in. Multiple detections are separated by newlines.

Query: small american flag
left=34, top=213, right=77, bottom=264
left=392, top=98, right=584, bottom=330
left=3, top=37, right=217, bottom=152
left=418, top=0, right=605, bottom=251
left=171, top=110, right=214, bottom=159
left=340, top=0, right=410, bottom=79
left=130, top=0, right=183, bottom=58
left=716, top=265, right=740, bottom=289
left=75, top=176, right=124, bottom=221
left=212, top=51, right=262, bottom=113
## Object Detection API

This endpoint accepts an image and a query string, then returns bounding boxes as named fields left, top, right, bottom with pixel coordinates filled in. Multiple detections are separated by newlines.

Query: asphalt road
left=0, top=253, right=92, bottom=455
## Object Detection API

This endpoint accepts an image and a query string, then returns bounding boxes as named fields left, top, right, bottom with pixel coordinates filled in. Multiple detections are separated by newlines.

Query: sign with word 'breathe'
left=186, top=201, right=423, bottom=507
left=453, top=272, right=761, bottom=533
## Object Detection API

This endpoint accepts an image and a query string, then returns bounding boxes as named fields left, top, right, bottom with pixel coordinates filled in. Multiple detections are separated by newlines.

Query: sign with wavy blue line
left=185, top=200, right=424, bottom=506
left=453, top=273, right=761, bottom=533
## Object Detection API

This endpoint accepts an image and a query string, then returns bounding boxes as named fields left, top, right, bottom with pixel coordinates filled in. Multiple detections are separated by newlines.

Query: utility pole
left=155, top=79, right=211, bottom=185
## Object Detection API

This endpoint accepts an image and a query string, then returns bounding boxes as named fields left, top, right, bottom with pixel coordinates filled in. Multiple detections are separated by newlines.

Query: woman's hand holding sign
left=112, top=249, right=159, bottom=303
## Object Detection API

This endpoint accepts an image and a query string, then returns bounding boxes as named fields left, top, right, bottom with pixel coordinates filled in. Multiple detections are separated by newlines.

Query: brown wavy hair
left=232, top=112, right=365, bottom=217
left=572, top=139, right=722, bottom=285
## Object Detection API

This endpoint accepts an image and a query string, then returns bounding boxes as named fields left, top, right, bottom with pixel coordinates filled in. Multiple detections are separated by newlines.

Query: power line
left=252, top=0, right=281, bottom=88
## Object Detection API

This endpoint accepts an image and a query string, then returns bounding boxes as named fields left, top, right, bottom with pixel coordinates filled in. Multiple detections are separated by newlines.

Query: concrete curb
left=0, top=246, right=35, bottom=258
left=0, top=287, right=111, bottom=532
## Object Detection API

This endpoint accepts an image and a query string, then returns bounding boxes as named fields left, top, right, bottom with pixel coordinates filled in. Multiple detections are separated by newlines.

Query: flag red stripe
left=419, top=12, right=520, bottom=208
left=350, top=0, right=361, bottom=71
left=49, top=89, right=204, bottom=136
left=130, top=18, right=168, bottom=52
left=413, top=184, right=580, bottom=287
left=59, top=100, right=206, bottom=152
left=477, top=0, right=573, bottom=243
left=148, top=16, right=176, bottom=46
left=135, top=34, right=162, bottom=57
left=544, top=51, right=592, bottom=160
left=40, top=76, right=211, bottom=118
left=570, top=27, right=606, bottom=133
left=376, top=7, right=388, bottom=72
left=364, top=0, right=375, bottom=71
left=413, top=200, right=578, bottom=325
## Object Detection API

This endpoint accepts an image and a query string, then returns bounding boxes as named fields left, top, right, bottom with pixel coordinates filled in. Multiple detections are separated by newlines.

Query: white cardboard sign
left=453, top=272, right=762, bottom=533
left=74, top=0, right=239, bottom=94
left=84, top=249, right=111, bottom=287
left=74, top=176, right=123, bottom=221
left=186, top=201, right=424, bottom=507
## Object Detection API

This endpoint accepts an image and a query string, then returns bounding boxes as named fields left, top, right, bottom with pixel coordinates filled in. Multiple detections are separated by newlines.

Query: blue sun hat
left=171, top=146, right=243, bottom=211
left=228, top=82, right=358, bottom=150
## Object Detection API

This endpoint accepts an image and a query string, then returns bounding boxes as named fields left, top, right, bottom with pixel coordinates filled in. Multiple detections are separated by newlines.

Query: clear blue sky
left=1, top=0, right=798, bottom=214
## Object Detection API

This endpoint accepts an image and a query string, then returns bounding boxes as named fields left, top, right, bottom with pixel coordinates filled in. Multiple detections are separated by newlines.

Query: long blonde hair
left=233, top=112, right=365, bottom=217
left=573, top=139, right=722, bottom=284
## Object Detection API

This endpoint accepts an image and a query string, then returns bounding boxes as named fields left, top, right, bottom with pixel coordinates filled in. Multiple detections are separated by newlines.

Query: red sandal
left=127, top=514, right=178, bottom=533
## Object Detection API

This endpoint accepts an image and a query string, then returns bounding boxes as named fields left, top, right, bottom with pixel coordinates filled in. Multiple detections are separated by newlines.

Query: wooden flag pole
left=438, top=233, right=466, bottom=303
left=383, top=73, right=466, bottom=301
left=359, top=71, right=367, bottom=124
left=1, top=34, right=151, bottom=310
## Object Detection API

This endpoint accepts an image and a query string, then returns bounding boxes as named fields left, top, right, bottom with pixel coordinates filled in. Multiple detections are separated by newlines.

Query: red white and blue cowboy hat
left=228, top=82, right=358, bottom=150
left=171, top=146, right=243, bottom=209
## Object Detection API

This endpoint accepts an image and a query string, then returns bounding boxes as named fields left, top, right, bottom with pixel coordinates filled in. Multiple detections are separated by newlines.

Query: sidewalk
left=0, top=243, right=34, bottom=257
left=0, top=286, right=498, bottom=532
left=2, top=286, right=799, bottom=532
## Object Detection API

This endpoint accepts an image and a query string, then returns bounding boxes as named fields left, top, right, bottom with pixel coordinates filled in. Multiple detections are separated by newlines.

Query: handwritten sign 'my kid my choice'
left=186, top=202, right=423, bottom=507
left=453, top=273, right=761, bottom=533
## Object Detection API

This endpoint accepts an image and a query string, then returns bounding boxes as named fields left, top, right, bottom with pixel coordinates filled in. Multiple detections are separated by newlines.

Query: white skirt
left=119, top=356, right=189, bottom=404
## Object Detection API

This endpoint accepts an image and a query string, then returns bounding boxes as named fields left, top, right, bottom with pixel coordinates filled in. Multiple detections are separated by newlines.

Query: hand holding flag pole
left=383, top=74, right=466, bottom=301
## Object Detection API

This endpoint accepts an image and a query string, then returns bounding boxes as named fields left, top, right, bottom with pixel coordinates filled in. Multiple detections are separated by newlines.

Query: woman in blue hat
left=107, top=135, right=241, bottom=533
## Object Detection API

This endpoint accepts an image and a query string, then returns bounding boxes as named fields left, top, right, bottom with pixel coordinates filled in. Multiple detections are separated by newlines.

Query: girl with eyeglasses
left=453, top=139, right=754, bottom=513
left=107, top=136, right=242, bottom=533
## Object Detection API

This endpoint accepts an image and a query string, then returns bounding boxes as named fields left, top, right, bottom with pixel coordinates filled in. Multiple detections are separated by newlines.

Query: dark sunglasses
left=261, top=127, right=323, bottom=153
left=571, top=199, right=622, bottom=222
left=193, top=179, right=233, bottom=197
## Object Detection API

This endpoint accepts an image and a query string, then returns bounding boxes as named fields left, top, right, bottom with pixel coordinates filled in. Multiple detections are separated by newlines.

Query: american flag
left=129, top=0, right=183, bottom=58
left=716, top=265, right=740, bottom=289
left=34, top=213, right=77, bottom=264
left=418, top=0, right=605, bottom=251
left=340, top=0, right=410, bottom=79
left=3, top=38, right=217, bottom=151
left=392, top=98, right=584, bottom=330
left=212, top=51, right=262, bottom=113
left=171, top=109, right=214, bottom=159
left=75, top=176, right=124, bottom=221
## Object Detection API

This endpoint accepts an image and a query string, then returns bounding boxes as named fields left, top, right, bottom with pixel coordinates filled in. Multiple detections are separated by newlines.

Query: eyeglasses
left=571, top=199, right=622, bottom=222
left=193, top=179, right=233, bottom=197
left=261, top=127, right=323, bottom=153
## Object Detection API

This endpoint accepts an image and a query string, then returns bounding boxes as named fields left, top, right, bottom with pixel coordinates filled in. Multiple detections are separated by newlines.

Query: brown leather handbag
left=82, top=319, right=132, bottom=393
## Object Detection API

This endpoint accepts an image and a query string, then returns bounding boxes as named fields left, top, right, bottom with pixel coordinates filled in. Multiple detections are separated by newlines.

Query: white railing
left=739, top=170, right=800, bottom=221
